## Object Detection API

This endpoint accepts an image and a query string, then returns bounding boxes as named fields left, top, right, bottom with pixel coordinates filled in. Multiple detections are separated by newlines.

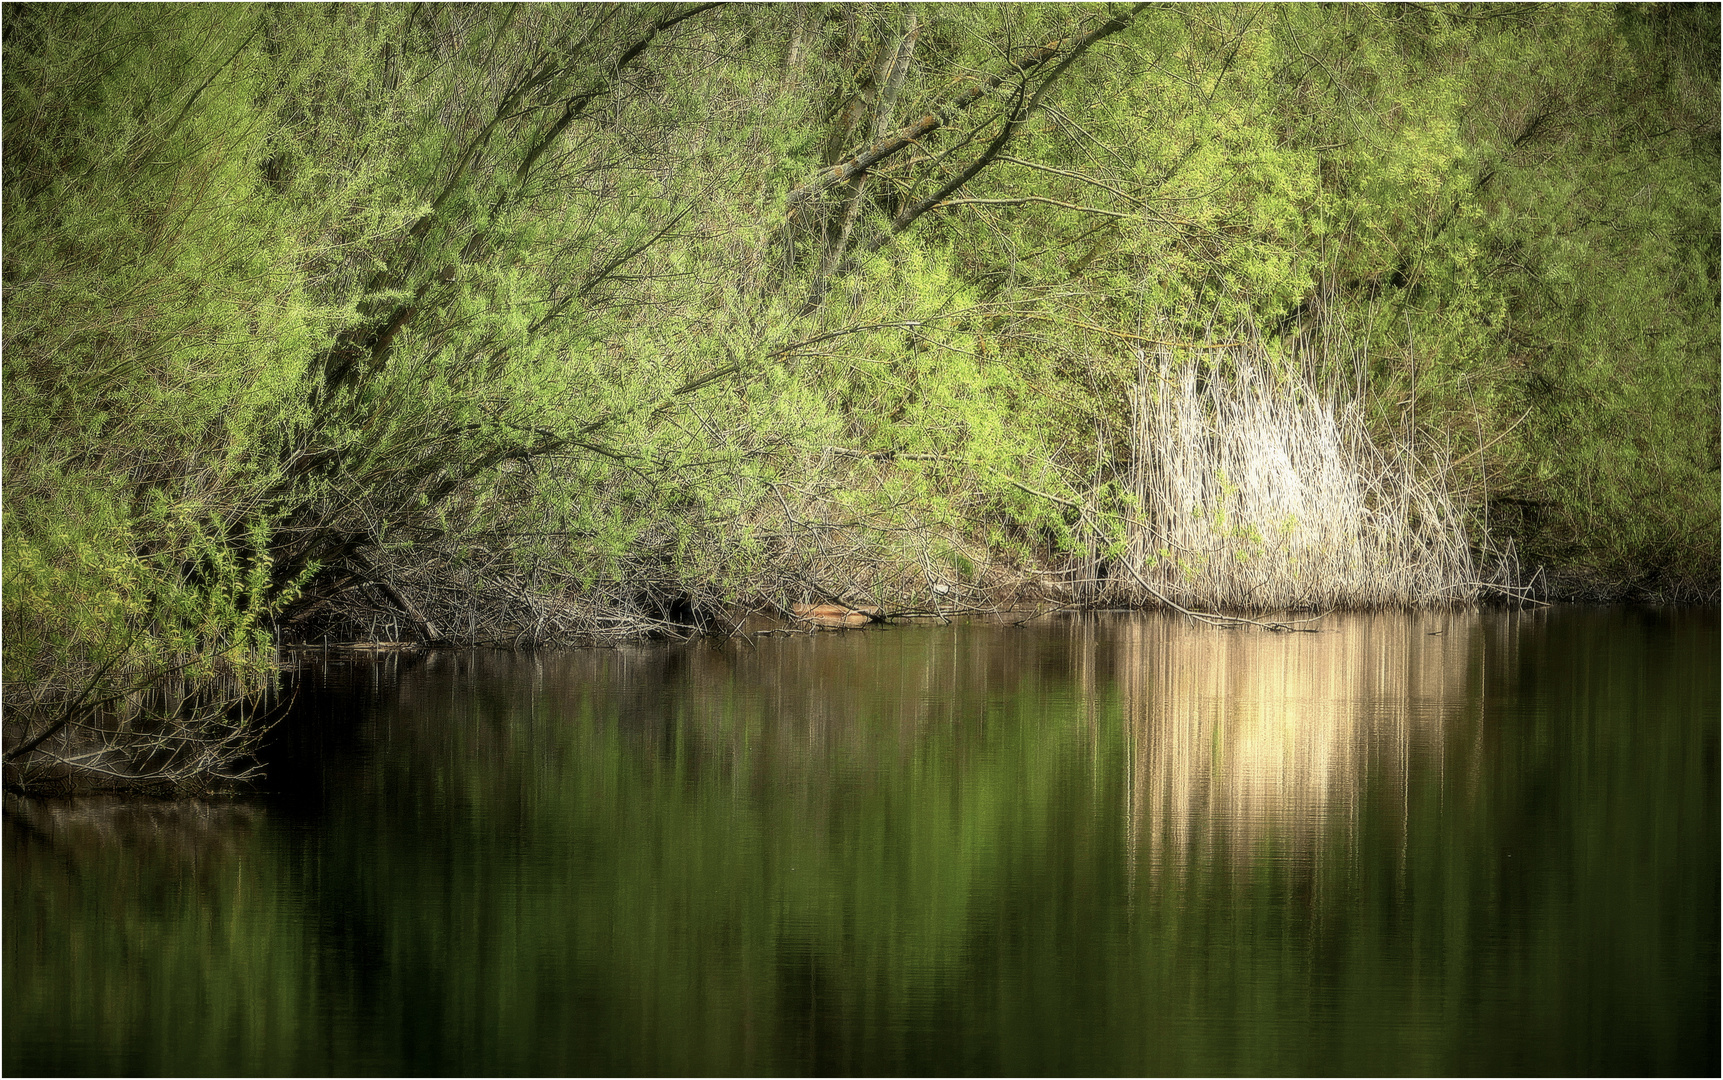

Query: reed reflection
left=1118, top=611, right=1477, bottom=878
left=7, top=610, right=1713, bottom=1076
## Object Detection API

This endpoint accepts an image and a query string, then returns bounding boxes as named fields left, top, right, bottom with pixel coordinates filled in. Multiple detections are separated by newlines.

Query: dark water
left=6, top=607, right=1718, bottom=1075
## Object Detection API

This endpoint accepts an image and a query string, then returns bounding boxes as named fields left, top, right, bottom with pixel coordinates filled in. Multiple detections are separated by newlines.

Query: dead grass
left=1123, top=338, right=1477, bottom=611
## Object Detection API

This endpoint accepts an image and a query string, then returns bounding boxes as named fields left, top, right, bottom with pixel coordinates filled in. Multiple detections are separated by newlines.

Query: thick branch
left=352, top=554, right=443, bottom=642
left=784, top=6, right=1148, bottom=223
left=805, top=15, right=921, bottom=311
left=881, top=5, right=1143, bottom=242
left=517, top=3, right=719, bottom=184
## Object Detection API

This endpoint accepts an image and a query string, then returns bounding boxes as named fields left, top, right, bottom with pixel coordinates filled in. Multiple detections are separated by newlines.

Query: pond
left=6, top=607, right=1718, bottom=1075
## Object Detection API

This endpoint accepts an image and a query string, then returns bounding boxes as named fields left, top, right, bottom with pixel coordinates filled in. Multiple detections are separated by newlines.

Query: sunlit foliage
left=4, top=3, right=1716, bottom=788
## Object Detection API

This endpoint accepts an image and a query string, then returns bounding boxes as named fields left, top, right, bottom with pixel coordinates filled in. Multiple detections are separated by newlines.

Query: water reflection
left=5, top=608, right=1716, bottom=1076
left=1119, top=612, right=1469, bottom=879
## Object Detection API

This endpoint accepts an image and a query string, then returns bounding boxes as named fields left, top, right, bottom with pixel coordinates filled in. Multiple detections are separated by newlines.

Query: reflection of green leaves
left=7, top=613, right=1716, bottom=1074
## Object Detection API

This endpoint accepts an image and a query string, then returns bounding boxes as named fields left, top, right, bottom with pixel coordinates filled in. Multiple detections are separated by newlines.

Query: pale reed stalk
left=1128, top=339, right=1475, bottom=611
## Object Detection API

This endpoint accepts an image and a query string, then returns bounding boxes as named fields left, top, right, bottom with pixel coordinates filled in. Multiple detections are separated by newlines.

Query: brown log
left=791, top=603, right=882, bottom=626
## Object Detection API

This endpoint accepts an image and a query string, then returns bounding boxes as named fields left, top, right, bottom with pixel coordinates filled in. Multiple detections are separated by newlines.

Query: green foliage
left=3, top=5, right=332, bottom=727
left=4, top=3, right=1717, bottom=782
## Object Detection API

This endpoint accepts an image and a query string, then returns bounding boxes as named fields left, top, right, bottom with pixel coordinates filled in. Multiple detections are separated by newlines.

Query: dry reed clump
left=1124, top=340, right=1476, bottom=612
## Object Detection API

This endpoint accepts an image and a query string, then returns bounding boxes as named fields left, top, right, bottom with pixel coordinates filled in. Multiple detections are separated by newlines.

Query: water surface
left=6, top=607, right=1718, bottom=1074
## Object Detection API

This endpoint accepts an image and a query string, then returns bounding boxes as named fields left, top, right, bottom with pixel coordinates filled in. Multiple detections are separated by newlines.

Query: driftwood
left=790, top=602, right=883, bottom=628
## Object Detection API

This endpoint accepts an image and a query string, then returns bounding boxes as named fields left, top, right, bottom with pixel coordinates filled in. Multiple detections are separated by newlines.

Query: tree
left=5, top=3, right=1715, bottom=792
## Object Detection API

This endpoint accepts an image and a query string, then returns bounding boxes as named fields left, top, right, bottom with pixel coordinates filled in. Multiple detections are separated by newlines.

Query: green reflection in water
left=6, top=608, right=1718, bottom=1075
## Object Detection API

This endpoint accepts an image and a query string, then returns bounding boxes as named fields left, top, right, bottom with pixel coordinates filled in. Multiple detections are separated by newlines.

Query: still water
left=6, top=607, right=1718, bottom=1075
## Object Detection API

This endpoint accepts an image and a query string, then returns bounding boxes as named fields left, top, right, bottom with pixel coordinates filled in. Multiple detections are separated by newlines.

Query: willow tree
left=2, top=2, right=1158, bottom=790
left=6, top=2, right=1715, bottom=792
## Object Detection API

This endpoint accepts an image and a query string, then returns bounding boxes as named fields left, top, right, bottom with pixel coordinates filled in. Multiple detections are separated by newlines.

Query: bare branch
left=783, top=4, right=1150, bottom=223
left=932, top=195, right=1134, bottom=219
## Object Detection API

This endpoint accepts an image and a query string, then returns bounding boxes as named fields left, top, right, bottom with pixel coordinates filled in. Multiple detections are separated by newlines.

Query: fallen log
left=790, top=603, right=882, bottom=627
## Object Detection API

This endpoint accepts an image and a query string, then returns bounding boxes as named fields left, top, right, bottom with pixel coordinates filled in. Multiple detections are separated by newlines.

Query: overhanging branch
left=782, top=4, right=1150, bottom=224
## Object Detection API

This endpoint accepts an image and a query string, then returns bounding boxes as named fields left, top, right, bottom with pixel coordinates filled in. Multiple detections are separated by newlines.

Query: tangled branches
left=4, top=659, right=275, bottom=797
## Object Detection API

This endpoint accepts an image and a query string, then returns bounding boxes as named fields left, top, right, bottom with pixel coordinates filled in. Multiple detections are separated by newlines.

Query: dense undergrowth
left=4, top=3, right=1717, bottom=791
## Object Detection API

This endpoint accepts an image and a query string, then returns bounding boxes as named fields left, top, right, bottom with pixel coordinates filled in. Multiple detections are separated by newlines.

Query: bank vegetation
left=4, top=3, right=1717, bottom=791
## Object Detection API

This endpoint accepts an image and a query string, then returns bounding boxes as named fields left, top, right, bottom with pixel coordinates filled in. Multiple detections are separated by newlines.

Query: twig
left=1122, top=558, right=1329, bottom=632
